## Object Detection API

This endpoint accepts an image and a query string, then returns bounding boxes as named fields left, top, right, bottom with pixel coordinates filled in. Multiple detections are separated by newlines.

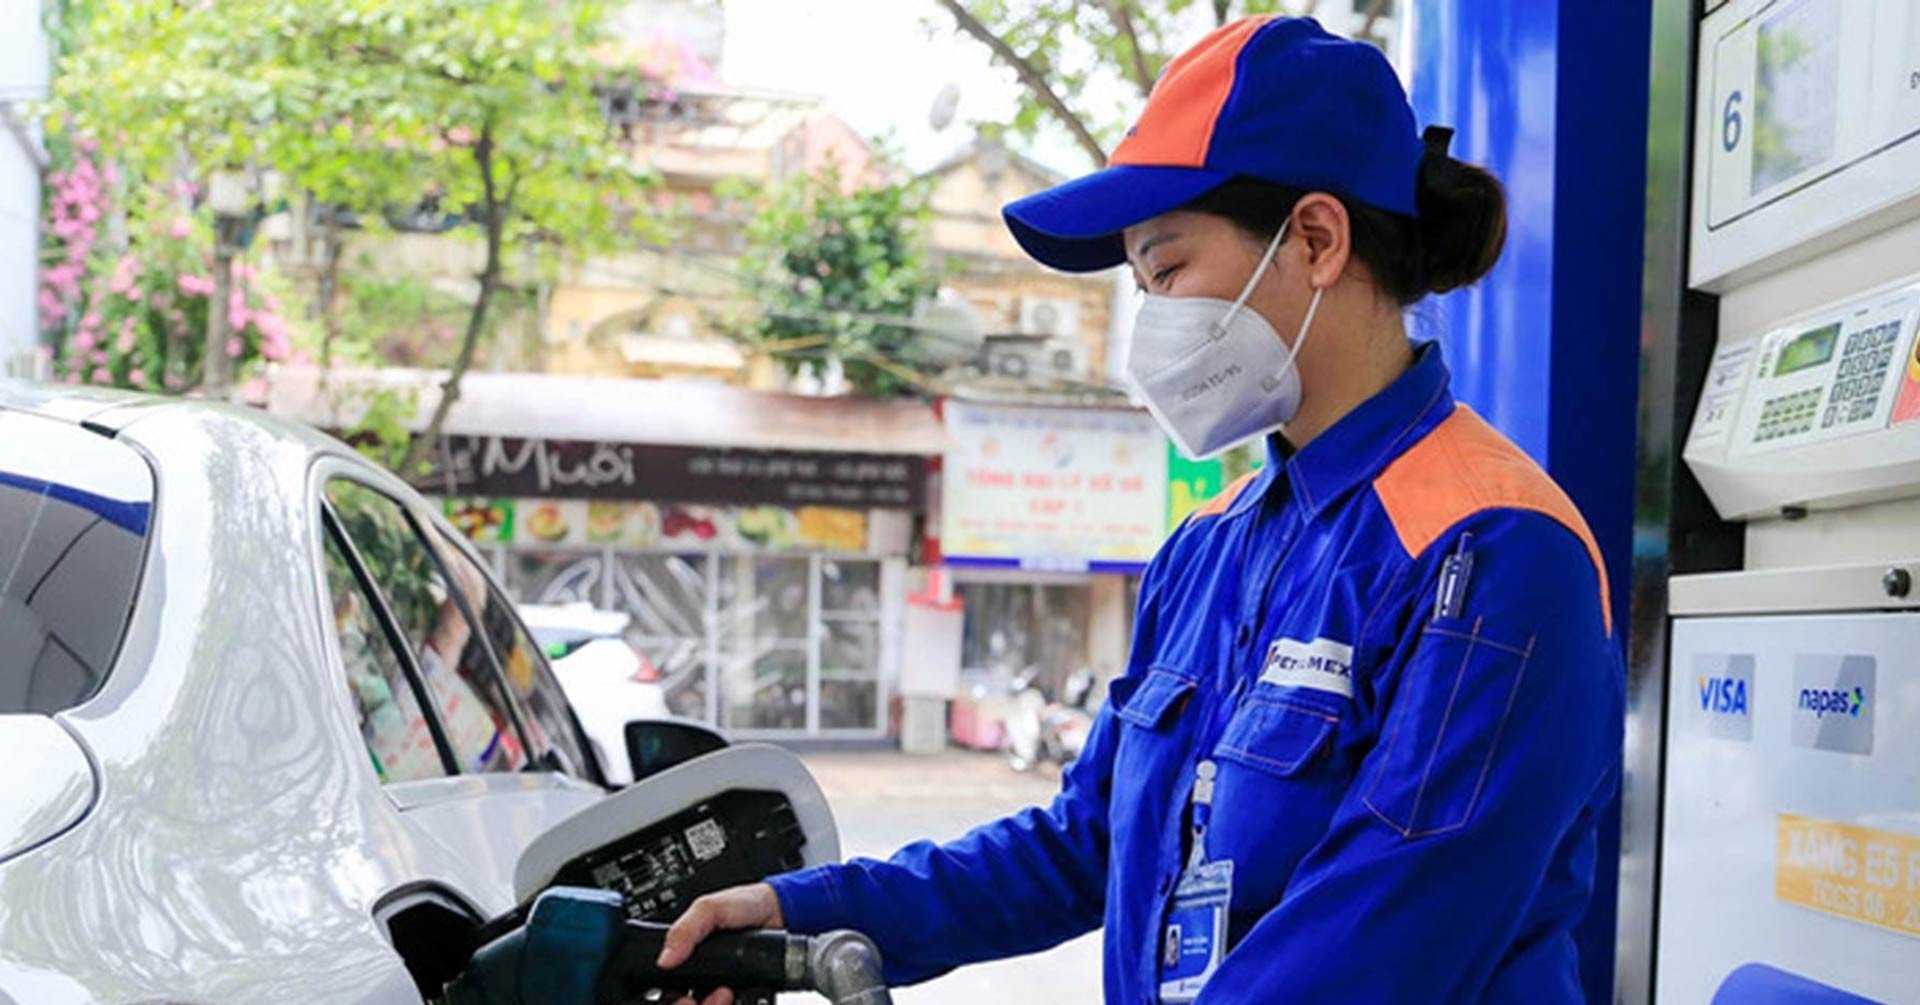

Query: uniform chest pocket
left=1360, top=621, right=1535, bottom=839
left=1110, top=669, right=1199, bottom=823
left=1115, top=668, right=1197, bottom=732
left=1206, top=697, right=1347, bottom=902
left=1214, top=696, right=1339, bottom=777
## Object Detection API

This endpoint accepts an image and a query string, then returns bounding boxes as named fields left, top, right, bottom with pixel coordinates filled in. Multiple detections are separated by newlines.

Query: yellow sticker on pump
left=1775, top=813, right=1920, bottom=940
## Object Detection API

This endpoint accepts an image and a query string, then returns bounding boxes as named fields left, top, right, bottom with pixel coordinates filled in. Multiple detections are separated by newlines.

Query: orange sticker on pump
left=1775, top=813, right=1920, bottom=940
left=1889, top=332, right=1920, bottom=426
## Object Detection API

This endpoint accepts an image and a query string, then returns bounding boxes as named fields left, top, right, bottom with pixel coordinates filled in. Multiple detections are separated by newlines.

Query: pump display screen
left=1752, top=0, right=1840, bottom=195
left=1774, top=321, right=1840, bottom=377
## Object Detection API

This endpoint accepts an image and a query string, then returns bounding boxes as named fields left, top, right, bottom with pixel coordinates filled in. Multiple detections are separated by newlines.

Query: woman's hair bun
left=1415, top=139, right=1507, bottom=295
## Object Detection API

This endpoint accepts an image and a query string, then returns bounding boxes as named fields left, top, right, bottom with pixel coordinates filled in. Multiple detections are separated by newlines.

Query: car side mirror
left=624, top=719, right=728, bottom=784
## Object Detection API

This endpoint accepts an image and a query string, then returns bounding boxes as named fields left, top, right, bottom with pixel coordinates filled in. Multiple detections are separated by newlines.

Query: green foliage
left=937, top=1, right=1325, bottom=166
left=736, top=165, right=942, bottom=399
left=1219, top=438, right=1266, bottom=484
left=330, top=272, right=481, bottom=368
left=56, top=0, right=654, bottom=255
left=343, top=386, right=423, bottom=474
left=51, top=0, right=658, bottom=470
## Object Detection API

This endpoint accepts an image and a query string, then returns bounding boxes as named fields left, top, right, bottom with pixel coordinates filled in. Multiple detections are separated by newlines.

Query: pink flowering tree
left=38, top=137, right=303, bottom=397
left=617, top=30, right=717, bottom=105
left=36, top=139, right=106, bottom=338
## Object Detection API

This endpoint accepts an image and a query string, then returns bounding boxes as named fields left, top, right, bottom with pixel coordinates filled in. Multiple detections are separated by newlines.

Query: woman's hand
left=660, top=883, right=786, bottom=1005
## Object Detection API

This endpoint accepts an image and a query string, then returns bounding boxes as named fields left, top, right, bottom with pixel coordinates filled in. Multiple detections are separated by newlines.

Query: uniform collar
left=1228, top=340, right=1455, bottom=520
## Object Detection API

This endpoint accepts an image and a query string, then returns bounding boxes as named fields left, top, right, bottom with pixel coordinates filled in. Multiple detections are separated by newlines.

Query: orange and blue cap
left=1003, top=16, right=1426, bottom=273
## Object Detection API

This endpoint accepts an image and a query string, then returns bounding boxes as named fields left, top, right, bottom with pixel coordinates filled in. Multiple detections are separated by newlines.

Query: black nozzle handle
left=599, top=921, right=809, bottom=1001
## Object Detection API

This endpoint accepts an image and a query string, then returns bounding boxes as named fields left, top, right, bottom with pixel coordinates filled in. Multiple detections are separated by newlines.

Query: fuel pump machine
left=1650, top=0, right=1920, bottom=1001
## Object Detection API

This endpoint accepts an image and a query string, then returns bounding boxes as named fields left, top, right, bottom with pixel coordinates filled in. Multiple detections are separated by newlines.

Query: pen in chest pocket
left=1433, top=532, right=1476, bottom=622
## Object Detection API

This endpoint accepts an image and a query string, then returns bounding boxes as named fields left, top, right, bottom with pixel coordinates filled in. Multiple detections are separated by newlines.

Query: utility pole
left=204, top=169, right=252, bottom=396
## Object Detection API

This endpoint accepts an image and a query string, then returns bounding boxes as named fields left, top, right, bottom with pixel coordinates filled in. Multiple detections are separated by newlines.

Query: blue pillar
left=1411, top=3, right=1649, bottom=1003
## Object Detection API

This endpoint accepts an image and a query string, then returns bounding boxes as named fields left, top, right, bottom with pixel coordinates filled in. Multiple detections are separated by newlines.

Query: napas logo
left=1795, top=685, right=1865, bottom=719
left=1791, top=654, right=1875, bottom=756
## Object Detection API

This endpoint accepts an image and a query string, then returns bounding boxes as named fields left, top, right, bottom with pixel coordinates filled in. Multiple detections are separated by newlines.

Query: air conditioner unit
left=976, top=335, right=1089, bottom=384
left=1041, top=339, right=1087, bottom=380
left=1019, top=297, right=1081, bottom=339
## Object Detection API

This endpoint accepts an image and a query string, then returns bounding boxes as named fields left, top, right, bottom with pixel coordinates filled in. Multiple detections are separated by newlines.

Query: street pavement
left=792, top=750, right=1103, bottom=1005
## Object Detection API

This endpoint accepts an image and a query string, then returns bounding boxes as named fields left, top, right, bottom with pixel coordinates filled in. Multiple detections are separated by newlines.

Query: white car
left=517, top=603, right=676, bottom=786
left=0, top=384, right=838, bottom=1005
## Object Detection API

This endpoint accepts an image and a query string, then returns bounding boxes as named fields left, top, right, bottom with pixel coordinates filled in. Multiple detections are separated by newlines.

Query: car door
left=316, top=473, right=603, bottom=917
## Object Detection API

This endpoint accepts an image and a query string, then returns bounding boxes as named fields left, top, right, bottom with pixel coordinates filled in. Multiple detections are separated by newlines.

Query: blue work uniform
left=769, top=341, right=1625, bottom=1004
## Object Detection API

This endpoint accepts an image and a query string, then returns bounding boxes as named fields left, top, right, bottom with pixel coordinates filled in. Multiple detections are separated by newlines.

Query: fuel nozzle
left=445, top=887, right=892, bottom=1005
left=805, top=929, right=891, bottom=1005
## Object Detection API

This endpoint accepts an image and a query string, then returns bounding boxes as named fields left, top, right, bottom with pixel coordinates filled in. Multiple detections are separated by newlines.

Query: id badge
left=1158, top=858, right=1234, bottom=1004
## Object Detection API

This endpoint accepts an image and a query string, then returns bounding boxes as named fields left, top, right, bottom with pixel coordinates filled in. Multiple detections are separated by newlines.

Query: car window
left=323, top=531, right=448, bottom=783
left=1, top=413, right=153, bottom=715
left=429, top=529, right=594, bottom=780
left=324, top=480, right=530, bottom=774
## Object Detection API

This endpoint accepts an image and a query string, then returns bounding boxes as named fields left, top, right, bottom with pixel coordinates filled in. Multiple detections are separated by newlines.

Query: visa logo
left=1698, top=675, right=1749, bottom=716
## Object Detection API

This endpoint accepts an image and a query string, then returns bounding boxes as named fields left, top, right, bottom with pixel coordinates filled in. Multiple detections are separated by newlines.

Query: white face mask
left=1125, top=221, right=1325, bottom=460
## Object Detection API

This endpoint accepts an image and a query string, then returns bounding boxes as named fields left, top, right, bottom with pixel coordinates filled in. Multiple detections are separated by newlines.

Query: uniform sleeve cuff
left=766, top=864, right=855, bottom=935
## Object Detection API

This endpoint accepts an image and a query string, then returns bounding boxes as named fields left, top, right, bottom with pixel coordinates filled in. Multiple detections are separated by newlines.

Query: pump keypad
left=1823, top=323, right=1901, bottom=428
left=1758, top=389, right=1821, bottom=441
left=1717, top=288, right=1920, bottom=464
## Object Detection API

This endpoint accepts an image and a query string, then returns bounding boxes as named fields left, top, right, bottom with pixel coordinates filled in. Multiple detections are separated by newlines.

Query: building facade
left=269, top=366, right=943, bottom=740
left=1, top=2, right=48, bottom=378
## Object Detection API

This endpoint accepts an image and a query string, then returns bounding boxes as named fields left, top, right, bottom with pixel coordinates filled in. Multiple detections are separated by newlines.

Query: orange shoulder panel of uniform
left=1191, top=472, right=1257, bottom=521
left=1372, top=405, right=1613, bottom=637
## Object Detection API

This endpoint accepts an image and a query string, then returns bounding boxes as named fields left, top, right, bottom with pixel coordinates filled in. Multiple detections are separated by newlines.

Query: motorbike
left=1003, top=666, right=1098, bottom=772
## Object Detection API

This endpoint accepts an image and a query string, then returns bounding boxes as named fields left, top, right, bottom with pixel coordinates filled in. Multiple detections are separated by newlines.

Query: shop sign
left=419, top=436, right=925, bottom=509
left=1166, top=443, right=1225, bottom=531
left=445, top=497, right=869, bottom=554
left=939, top=402, right=1169, bottom=572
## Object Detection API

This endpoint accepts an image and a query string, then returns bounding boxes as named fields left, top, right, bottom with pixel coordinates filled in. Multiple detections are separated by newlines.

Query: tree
left=53, top=0, right=402, bottom=383
left=37, top=133, right=302, bottom=395
left=734, top=164, right=943, bottom=399
left=52, top=0, right=655, bottom=471
left=933, top=0, right=1396, bottom=168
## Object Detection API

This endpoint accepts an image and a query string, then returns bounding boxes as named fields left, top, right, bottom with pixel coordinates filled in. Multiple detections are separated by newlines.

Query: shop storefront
left=449, top=492, right=907, bottom=736
left=268, top=368, right=942, bottom=740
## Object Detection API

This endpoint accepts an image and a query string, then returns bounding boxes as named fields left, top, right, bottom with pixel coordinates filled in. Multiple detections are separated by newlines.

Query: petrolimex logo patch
left=1791, top=654, right=1875, bottom=756
left=1260, top=637, right=1355, bottom=699
left=1693, top=653, right=1754, bottom=741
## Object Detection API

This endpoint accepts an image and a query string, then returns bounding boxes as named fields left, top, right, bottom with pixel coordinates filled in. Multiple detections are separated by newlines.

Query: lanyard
left=1188, top=759, right=1218, bottom=869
